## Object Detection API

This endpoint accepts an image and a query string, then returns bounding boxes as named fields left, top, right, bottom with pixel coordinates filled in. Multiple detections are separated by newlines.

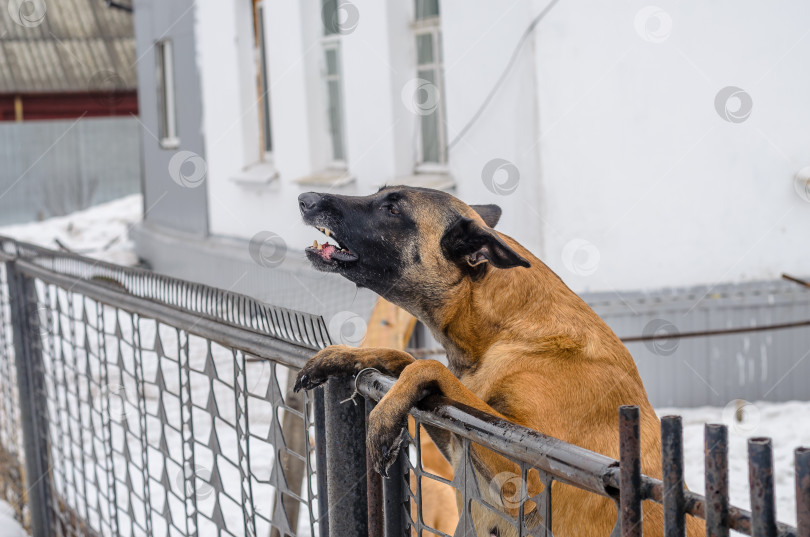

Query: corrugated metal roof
left=0, top=0, right=136, bottom=93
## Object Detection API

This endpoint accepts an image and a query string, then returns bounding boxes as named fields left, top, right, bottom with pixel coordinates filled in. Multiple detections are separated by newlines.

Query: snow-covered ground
left=0, top=196, right=807, bottom=535
left=0, top=194, right=142, bottom=266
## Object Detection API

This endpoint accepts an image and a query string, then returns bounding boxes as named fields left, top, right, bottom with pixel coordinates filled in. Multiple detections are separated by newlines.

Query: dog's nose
left=298, top=192, right=321, bottom=213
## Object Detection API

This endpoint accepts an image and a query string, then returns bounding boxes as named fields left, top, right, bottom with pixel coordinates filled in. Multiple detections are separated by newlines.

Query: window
left=156, top=40, right=178, bottom=148
left=413, top=0, right=446, bottom=166
left=321, top=0, right=347, bottom=166
left=255, top=1, right=273, bottom=155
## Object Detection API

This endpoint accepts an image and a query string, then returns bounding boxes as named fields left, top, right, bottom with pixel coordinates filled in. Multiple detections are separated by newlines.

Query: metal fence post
left=324, top=376, right=368, bottom=536
left=661, top=416, right=685, bottom=537
left=7, top=261, right=52, bottom=537
left=619, top=405, right=642, bottom=537
left=796, top=447, right=810, bottom=537
left=382, top=443, right=408, bottom=536
left=705, top=424, right=729, bottom=537
left=749, top=438, right=777, bottom=537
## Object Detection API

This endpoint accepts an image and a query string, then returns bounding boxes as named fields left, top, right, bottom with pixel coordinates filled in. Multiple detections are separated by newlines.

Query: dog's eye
left=382, top=203, right=400, bottom=215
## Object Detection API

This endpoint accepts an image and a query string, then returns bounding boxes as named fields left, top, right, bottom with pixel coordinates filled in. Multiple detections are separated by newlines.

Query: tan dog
left=294, top=187, right=703, bottom=537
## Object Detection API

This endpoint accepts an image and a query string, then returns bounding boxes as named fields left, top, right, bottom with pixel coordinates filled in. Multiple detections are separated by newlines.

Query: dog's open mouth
left=305, top=226, right=358, bottom=263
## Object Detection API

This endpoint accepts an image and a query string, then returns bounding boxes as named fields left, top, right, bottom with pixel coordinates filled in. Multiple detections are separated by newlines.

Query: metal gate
left=0, top=235, right=808, bottom=536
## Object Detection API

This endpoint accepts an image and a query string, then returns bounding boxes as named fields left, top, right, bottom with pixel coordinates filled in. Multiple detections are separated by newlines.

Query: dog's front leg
left=293, top=344, right=415, bottom=392
left=367, top=359, right=508, bottom=476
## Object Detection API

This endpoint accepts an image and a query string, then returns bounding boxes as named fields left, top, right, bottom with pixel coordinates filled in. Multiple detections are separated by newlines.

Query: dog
left=293, top=187, right=703, bottom=537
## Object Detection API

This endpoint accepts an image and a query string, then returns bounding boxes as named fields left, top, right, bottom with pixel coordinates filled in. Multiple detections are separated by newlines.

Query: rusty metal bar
left=366, top=398, right=383, bottom=537
left=621, top=319, right=810, bottom=343
left=797, top=447, right=810, bottom=537
left=782, top=273, right=810, bottom=290
left=411, top=313, right=810, bottom=356
left=661, top=416, right=685, bottom=537
left=749, top=438, right=777, bottom=537
left=619, top=405, right=642, bottom=537
left=357, top=370, right=618, bottom=495
left=705, top=424, right=729, bottom=537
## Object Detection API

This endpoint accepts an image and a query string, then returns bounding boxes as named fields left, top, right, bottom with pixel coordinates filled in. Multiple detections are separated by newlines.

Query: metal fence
left=0, top=118, right=141, bottom=226
left=0, top=235, right=808, bottom=537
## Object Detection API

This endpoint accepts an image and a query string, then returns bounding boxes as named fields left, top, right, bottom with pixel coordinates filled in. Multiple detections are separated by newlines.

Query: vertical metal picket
left=382, top=449, right=407, bottom=537
left=619, top=405, right=642, bottom=537
left=796, top=447, right=810, bottom=537
left=749, top=438, right=777, bottom=537
left=705, top=424, right=729, bottom=537
left=661, top=416, right=685, bottom=537
left=7, top=261, right=52, bottom=537
left=323, top=376, right=368, bottom=537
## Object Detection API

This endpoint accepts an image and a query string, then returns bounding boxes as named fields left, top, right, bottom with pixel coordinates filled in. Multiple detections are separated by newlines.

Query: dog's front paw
left=367, top=405, right=409, bottom=477
left=293, top=345, right=365, bottom=392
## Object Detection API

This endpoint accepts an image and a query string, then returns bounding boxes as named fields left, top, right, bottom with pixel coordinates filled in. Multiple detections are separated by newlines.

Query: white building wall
left=533, top=1, right=810, bottom=292
left=195, top=0, right=810, bottom=293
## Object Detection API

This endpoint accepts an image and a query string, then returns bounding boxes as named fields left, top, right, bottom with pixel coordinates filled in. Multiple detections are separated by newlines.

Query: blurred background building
left=0, top=0, right=140, bottom=224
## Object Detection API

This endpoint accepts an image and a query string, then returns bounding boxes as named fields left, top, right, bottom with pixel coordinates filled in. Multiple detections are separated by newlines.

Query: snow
left=657, top=400, right=810, bottom=529
left=0, top=501, right=26, bottom=537
left=0, top=194, right=142, bottom=266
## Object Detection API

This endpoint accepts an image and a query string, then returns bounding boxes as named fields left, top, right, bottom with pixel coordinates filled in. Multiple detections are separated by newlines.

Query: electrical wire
left=446, top=0, right=562, bottom=151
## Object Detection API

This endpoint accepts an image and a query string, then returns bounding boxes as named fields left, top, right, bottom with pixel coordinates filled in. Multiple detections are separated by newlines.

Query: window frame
left=255, top=1, right=273, bottom=157
left=156, top=39, right=179, bottom=149
left=412, top=11, right=447, bottom=169
left=321, top=24, right=348, bottom=169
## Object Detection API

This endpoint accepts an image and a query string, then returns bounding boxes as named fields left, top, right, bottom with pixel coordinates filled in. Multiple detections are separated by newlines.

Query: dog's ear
left=469, top=204, right=502, bottom=228
left=441, top=217, right=530, bottom=269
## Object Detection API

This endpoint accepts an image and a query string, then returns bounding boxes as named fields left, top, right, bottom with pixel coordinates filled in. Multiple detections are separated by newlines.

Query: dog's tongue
left=320, top=242, right=337, bottom=260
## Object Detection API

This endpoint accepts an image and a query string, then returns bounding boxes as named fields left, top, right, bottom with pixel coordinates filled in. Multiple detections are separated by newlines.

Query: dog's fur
left=293, top=187, right=703, bottom=537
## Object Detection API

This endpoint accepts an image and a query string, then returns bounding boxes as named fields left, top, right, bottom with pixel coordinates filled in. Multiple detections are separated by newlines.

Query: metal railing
left=0, top=236, right=329, bottom=537
left=0, top=235, right=808, bottom=537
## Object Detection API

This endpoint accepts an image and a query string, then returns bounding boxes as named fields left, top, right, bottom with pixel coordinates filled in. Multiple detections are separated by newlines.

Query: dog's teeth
left=325, top=229, right=332, bottom=238
left=312, top=240, right=318, bottom=249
